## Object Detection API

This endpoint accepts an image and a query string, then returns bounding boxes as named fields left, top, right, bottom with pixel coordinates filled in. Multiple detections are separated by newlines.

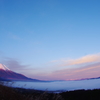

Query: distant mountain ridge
left=77, top=77, right=100, bottom=81
left=0, top=63, right=42, bottom=81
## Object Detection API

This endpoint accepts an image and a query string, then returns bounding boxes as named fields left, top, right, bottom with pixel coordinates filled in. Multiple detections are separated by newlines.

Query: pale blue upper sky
left=0, top=0, right=100, bottom=80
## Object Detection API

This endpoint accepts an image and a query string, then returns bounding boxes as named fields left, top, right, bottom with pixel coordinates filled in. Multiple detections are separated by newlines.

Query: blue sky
left=0, top=0, right=100, bottom=80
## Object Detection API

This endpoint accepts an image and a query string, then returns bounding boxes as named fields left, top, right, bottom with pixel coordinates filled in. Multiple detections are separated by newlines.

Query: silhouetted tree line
left=60, top=89, right=100, bottom=100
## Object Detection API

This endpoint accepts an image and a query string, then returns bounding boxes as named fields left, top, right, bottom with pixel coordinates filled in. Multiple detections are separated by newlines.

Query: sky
left=0, top=0, right=100, bottom=80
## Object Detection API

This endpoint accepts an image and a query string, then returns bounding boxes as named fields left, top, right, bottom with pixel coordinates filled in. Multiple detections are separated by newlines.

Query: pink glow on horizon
left=27, top=57, right=100, bottom=80
left=3, top=53, right=100, bottom=81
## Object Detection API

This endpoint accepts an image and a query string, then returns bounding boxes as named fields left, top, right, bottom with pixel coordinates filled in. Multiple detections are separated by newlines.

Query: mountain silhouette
left=0, top=63, right=41, bottom=81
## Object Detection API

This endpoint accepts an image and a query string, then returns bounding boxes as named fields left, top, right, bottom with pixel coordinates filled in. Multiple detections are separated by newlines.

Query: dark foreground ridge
left=0, top=82, right=63, bottom=100
left=0, top=82, right=100, bottom=100
left=60, top=89, right=100, bottom=100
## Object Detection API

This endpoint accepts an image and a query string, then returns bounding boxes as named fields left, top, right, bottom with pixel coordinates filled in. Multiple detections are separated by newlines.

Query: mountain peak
left=0, top=63, right=10, bottom=71
left=0, top=63, right=28, bottom=80
left=0, top=63, right=41, bottom=81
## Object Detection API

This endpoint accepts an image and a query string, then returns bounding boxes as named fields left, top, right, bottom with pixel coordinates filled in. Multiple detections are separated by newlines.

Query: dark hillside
left=60, top=89, right=100, bottom=100
left=0, top=83, right=63, bottom=100
left=0, top=82, right=100, bottom=100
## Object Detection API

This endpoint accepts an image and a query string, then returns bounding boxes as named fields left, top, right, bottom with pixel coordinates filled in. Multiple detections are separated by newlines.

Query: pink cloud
left=50, top=53, right=100, bottom=67
left=68, top=54, right=100, bottom=65
left=41, top=62, right=100, bottom=80
left=31, top=54, right=100, bottom=80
